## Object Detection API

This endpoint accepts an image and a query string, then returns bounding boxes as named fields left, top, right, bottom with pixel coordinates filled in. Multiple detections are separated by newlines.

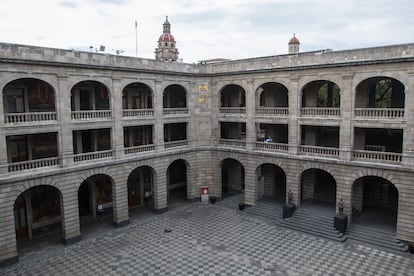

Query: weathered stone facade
left=1, top=42, right=414, bottom=266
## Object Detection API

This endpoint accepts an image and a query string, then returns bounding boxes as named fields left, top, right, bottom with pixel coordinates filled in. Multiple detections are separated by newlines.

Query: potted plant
left=209, top=196, right=217, bottom=204
left=408, top=241, right=414, bottom=254
left=238, top=201, right=246, bottom=211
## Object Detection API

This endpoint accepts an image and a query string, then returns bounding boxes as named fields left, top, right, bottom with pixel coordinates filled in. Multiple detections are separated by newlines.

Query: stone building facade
left=0, top=41, right=414, bottom=266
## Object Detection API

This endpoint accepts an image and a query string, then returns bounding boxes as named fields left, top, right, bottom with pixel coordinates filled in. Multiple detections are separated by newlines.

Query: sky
left=1, top=0, right=413, bottom=63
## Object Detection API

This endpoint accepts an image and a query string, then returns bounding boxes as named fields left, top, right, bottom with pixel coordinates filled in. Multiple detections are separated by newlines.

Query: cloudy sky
left=1, top=0, right=413, bottom=63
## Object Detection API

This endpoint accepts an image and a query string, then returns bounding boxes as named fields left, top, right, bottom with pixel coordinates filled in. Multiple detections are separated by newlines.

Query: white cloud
left=0, top=0, right=413, bottom=63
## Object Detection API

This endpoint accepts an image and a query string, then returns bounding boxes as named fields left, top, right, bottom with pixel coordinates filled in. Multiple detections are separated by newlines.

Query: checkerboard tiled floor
left=2, top=198, right=414, bottom=275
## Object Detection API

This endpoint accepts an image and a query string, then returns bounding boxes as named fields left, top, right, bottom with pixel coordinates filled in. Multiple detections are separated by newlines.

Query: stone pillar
left=154, top=80, right=164, bottom=151
left=112, top=78, right=124, bottom=159
left=340, top=75, right=353, bottom=160
left=396, top=184, right=414, bottom=242
left=335, top=178, right=352, bottom=219
left=153, top=165, right=168, bottom=213
left=193, top=82, right=212, bottom=147
left=245, top=80, right=255, bottom=150
left=403, top=73, right=414, bottom=165
left=351, top=178, right=363, bottom=212
left=0, top=131, right=8, bottom=174
left=0, top=77, right=8, bottom=173
left=112, top=174, right=129, bottom=227
left=0, top=192, right=18, bottom=267
left=210, top=81, right=220, bottom=146
left=57, top=75, right=74, bottom=167
left=286, top=160, right=301, bottom=205
left=288, top=78, right=299, bottom=155
left=61, top=187, right=81, bottom=245
left=187, top=82, right=197, bottom=147
left=244, top=163, right=256, bottom=206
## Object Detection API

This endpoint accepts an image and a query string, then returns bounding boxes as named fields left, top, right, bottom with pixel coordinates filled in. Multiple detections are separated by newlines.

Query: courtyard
left=1, top=196, right=414, bottom=275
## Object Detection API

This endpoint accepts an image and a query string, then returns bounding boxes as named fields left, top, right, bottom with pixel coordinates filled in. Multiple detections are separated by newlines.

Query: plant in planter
left=408, top=241, right=414, bottom=254
left=209, top=196, right=217, bottom=204
left=238, top=201, right=246, bottom=210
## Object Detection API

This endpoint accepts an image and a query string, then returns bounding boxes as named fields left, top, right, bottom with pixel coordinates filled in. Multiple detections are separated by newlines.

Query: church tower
left=155, top=16, right=179, bottom=62
left=288, top=34, right=300, bottom=54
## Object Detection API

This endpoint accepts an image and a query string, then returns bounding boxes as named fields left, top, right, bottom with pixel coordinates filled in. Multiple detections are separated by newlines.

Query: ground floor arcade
left=1, top=150, right=414, bottom=266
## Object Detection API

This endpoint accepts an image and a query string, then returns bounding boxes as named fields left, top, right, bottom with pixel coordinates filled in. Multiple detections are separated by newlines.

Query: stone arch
left=300, top=79, right=341, bottom=108
left=163, top=84, right=187, bottom=108
left=300, top=167, right=337, bottom=206
left=220, top=157, right=245, bottom=196
left=166, top=159, right=189, bottom=203
left=13, top=184, right=63, bottom=242
left=354, top=76, right=405, bottom=108
left=76, top=167, right=117, bottom=190
left=70, top=80, right=111, bottom=110
left=0, top=75, right=59, bottom=93
left=219, top=84, right=246, bottom=108
left=350, top=167, right=396, bottom=190
left=255, top=162, right=287, bottom=202
left=301, top=162, right=338, bottom=180
left=121, top=80, right=155, bottom=95
left=2, top=78, right=57, bottom=115
left=77, top=173, right=115, bottom=223
left=127, top=165, right=156, bottom=209
left=255, top=81, right=289, bottom=108
left=252, top=156, right=289, bottom=176
left=121, top=82, right=154, bottom=109
left=351, top=174, right=399, bottom=232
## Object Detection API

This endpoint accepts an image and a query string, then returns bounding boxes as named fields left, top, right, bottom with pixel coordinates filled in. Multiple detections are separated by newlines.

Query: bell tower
left=288, top=33, right=300, bottom=54
left=155, top=16, right=179, bottom=62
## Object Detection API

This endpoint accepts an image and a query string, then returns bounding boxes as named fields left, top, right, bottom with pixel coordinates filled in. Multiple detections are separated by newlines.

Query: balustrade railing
left=301, top=107, right=340, bottom=117
left=71, top=110, right=112, bottom=120
left=299, top=145, right=340, bottom=157
left=122, top=109, right=154, bottom=118
left=354, top=108, right=404, bottom=119
left=255, top=141, right=289, bottom=152
left=73, top=150, right=113, bottom=162
left=219, top=139, right=246, bottom=148
left=256, top=107, right=289, bottom=116
left=4, top=112, right=57, bottom=124
left=220, top=107, right=246, bottom=114
left=8, top=157, right=60, bottom=172
left=163, top=108, right=188, bottom=115
left=124, top=144, right=155, bottom=155
left=165, top=140, right=188, bottom=148
left=353, top=150, right=402, bottom=163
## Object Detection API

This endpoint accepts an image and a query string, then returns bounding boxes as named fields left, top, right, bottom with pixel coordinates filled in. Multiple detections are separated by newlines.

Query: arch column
left=153, top=166, right=168, bottom=213
left=396, top=186, right=414, bottom=241
left=244, top=161, right=256, bottom=206
left=58, top=75, right=74, bottom=167
left=335, top=177, right=352, bottom=219
left=403, top=73, right=414, bottom=165
left=112, top=174, right=129, bottom=227
left=112, top=78, right=124, bottom=159
left=0, top=192, right=18, bottom=267
left=154, top=80, right=164, bottom=151
left=288, top=78, right=299, bottom=155
left=340, top=75, right=353, bottom=161
left=61, top=186, right=81, bottom=244
left=245, top=80, right=255, bottom=150
left=285, top=160, right=301, bottom=205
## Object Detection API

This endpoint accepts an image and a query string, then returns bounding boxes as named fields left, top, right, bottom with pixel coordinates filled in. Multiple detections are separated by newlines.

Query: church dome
left=159, top=33, right=175, bottom=42
left=289, top=34, right=300, bottom=44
